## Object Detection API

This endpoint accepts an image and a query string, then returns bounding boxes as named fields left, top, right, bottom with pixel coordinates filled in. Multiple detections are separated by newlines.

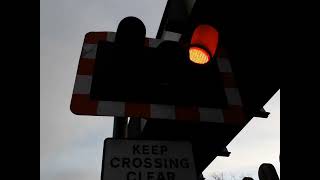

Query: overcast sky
left=40, top=0, right=280, bottom=180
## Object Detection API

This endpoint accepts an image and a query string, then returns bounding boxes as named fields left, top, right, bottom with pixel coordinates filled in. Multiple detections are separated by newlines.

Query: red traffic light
left=189, top=25, right=219, bottom=64
left=189, top=47, right=210, bottom=64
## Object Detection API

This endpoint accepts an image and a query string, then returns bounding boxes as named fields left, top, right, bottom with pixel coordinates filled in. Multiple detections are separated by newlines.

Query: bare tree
left=209, top=172, right=252, bottom=180
left=211, top=172, right=224, bottom=180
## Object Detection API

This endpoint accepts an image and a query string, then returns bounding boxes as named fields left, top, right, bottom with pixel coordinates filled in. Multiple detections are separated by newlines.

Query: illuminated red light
left=189, top=47, right=210, bottom=64
left=189, top=25, right=219, bottom=64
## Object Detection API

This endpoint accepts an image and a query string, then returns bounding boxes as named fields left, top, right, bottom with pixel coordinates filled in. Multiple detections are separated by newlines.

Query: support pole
left=113, top=117, right=128, bottom=138
left=127, top=117, right=142, bottom=138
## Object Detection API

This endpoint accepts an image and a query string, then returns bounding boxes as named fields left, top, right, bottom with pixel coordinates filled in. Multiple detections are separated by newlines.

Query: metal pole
left=113, top=117, right=128, bottom=138
left=127, top=117, right=142, bottom=138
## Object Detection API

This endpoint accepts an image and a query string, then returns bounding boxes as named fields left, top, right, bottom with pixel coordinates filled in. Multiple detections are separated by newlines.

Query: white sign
left=102, top=139, right=197, bottom=180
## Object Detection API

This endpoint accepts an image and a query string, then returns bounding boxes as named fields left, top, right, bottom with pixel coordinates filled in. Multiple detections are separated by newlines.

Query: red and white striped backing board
left=70, top=32, right=246, bottom=125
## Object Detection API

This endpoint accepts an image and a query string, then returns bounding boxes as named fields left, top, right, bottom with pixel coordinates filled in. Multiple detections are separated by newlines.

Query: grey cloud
left=41, top=0, right=167, bottom=180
